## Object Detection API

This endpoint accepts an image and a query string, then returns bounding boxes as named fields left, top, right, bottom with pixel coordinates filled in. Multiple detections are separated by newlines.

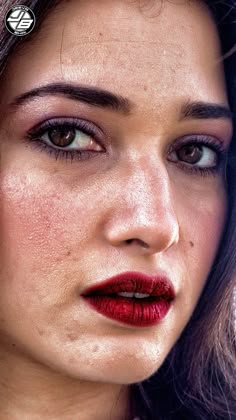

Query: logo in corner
left=5, top=5, right=36, bottom=37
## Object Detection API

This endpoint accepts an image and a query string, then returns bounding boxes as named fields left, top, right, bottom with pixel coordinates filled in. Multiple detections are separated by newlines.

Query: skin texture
left=0, top=0, right=233, bottom=419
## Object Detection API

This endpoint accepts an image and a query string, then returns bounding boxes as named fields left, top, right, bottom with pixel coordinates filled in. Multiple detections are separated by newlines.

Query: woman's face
left=0, top=0, right=233, bottom=384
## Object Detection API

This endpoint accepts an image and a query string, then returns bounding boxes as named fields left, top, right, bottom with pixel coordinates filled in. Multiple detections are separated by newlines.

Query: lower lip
left=82, top=296, right=172, bottom=327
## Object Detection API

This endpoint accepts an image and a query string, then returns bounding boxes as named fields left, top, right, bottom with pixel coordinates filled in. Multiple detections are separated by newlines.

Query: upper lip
left=81, top=271, right=176, bottom=300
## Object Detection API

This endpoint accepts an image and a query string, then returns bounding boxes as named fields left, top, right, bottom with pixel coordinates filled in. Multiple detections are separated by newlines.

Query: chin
left=103, top=368, right=157, bottom=385
left=89, top=361, right=160, bottom=385
left=53, top=358, right=158, bottom=385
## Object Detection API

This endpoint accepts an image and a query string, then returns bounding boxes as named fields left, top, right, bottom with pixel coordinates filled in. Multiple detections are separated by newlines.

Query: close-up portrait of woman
left=0, top=0, right=235, bottom=419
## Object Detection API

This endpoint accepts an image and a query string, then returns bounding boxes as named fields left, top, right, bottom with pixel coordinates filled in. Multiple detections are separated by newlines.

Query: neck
left=0, top=345, right=130, bottom=420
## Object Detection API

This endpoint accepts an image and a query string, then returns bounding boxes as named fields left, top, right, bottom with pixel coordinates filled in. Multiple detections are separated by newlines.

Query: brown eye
left=41, top=125, right=102, bottom=152
left=177, top=144, right=203, bottom=164
left=169, top=142, right=218, bottom=169
left=48, top=127, right=76, bottom=148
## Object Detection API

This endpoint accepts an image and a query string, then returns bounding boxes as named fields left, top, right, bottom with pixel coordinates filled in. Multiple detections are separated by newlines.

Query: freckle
left=189, top=241, right=194, bottom=247
left=143, top=85, right=147, bottom=91
left=37, top=329, right=44, bottom=336
left=92, top=345, right=99, bottom=353
left=99, top=32, right=103, bottom=36
left=11, top=343, right=16, bottom=347
left=66, top=250, right=71, bottom=257
left=67, top=333, right=78, bottom=342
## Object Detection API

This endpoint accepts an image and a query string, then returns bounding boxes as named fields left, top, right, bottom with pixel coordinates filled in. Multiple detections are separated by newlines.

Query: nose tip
left=105, top=208, right=179, bottom=255
left=103, top=158, right=180, bottom=256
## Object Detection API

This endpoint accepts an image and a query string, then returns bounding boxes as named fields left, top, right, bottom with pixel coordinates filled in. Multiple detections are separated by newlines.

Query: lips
left=81, top=271, right=175, bottom=327
left=81, top=271, right=175, bottom=300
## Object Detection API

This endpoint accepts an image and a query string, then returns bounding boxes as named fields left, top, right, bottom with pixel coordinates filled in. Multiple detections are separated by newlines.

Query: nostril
left=126, top=238, right=149, bottom=248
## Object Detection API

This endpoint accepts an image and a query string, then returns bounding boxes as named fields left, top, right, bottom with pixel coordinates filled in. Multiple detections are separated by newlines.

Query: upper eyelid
left=28, top=117, right=102, bottom=133
left=23, top=118, right=228, bottom=174
left=26, top=117, right=228, bottom=155
left=27, top=117, right=105, bottom=143
left=167, top=134, right=226, bottom=153
left=167, top=137, right=224, bottom=159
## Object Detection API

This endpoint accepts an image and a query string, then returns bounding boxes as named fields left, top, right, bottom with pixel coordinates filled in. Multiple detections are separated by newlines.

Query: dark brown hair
left=0, top=1, right=235, bottom=419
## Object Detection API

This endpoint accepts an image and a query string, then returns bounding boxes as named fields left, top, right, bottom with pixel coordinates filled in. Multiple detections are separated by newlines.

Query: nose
left=103, top=158, right=179, bottom=256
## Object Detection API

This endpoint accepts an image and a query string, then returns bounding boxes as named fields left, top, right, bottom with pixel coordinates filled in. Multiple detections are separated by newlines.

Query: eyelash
left=168, top=135, right=227, bottom=177
left=25, top=117, right=227, bottom=177
left=26, top=117, right=104, bottom=163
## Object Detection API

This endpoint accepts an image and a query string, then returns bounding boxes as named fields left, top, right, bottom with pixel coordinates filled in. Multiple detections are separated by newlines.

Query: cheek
left=192, top=193, right=226, bottom=257
left=2, top=176, right=64, bottom=261
left=0, top=169, right=98, bottom=288
left=178, top=188, right=227, bottom=308
left=177, top=178, right=227, bottom=254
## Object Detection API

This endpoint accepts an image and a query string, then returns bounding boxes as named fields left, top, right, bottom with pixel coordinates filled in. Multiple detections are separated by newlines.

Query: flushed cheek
left=0, top=170, right=99, bottom=300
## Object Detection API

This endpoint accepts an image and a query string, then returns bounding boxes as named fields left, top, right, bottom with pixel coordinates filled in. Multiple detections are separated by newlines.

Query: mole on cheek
left=37, top=328, right=45, bottom=336
left=67, top=333, right=79, bottom=342
left=189, top=241, right=194, bottom=247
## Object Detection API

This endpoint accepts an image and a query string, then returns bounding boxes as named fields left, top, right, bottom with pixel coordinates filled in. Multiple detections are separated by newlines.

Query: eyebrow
left=9, top=82, right=133, bottom=115
left=9, top=82, right=233, bottom=122
left=180, top=101, right=232, bottom=121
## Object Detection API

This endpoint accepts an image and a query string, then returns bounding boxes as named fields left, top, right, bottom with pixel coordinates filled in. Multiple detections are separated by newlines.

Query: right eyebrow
left=8, top=82, right=233, bottom=125
left=9, top=82, right=134, bottom=115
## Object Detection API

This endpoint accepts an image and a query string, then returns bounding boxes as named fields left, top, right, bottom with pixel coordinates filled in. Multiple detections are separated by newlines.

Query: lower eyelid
left=24, top=138, right=102, bottom=163
left=167, top=145, right=227, bottom=177
left=24, top=124, right=227, bottom=173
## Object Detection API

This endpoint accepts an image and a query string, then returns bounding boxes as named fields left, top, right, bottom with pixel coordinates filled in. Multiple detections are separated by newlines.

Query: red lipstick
left=81, top=271, right=175, bottom=327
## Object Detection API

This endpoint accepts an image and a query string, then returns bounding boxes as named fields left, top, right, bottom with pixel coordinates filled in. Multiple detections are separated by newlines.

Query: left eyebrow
left=8, top=83, right=233, bottom=123
left=180, top=101, right=233, bottom=121
left=9, top=82, right=134, bottom=115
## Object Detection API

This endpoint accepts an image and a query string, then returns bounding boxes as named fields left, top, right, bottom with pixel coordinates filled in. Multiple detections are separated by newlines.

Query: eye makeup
left=23, top=116, right=228, bottom=177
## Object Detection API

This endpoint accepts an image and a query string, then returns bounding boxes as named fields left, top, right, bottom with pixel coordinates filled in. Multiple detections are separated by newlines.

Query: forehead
left=1, top=0, right=227, bottom=107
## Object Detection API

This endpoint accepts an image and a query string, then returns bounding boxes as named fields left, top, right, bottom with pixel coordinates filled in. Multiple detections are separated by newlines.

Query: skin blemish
left=67, top=333, right=79, bottom=342
left=0, top=0, right=230, bottom=417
